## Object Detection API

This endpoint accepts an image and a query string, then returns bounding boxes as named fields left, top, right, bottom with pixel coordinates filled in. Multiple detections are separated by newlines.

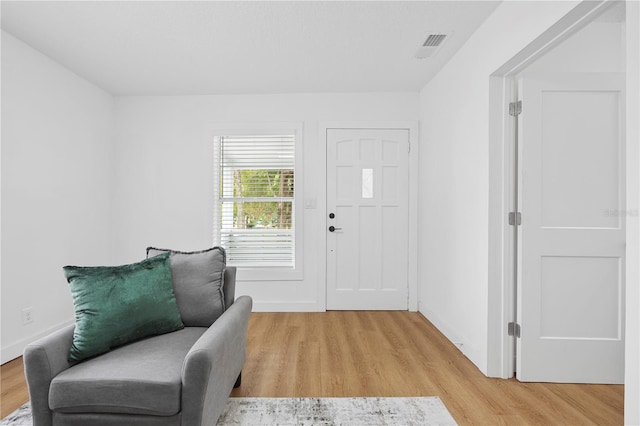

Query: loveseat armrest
left=223, top=266, right=237, bottom=310
left=181, top=295, right=252, bottom=426
left=23, top=323, right=75, bottom=426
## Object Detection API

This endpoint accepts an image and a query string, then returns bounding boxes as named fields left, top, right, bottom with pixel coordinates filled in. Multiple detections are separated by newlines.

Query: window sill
left=234, top=267, right=303, bottom=282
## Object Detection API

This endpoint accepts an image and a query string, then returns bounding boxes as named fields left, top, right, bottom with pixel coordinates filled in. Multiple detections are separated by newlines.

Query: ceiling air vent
left=415, top=33, right=449, bottom=59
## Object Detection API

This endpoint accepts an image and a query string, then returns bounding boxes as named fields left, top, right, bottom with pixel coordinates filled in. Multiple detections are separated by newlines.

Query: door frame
left=318, top=122, right=419, bottom=311
left=487, top=0, right=637, bottom=378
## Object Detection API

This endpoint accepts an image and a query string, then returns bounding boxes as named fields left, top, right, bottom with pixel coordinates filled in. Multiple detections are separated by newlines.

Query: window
left=213, top=125, right=302, bottom=279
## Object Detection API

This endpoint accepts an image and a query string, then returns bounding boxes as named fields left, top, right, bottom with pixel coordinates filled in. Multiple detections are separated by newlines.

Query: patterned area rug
left=1, top=397, right=457, bottom=425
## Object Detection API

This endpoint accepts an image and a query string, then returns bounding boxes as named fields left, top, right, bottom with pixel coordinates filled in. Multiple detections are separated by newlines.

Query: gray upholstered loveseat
left=23, top=248, right=252, bottom=426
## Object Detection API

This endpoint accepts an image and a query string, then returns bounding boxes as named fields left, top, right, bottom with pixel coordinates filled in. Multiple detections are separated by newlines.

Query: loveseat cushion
left=146, top=247, right=226, bottom=327
left=49, top=327, right=207, bottom=416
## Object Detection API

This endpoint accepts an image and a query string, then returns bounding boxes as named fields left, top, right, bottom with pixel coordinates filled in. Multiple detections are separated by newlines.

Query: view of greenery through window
left=215, top=132, right=296, bottom=268
left=231, top=169, right=294, bottom=229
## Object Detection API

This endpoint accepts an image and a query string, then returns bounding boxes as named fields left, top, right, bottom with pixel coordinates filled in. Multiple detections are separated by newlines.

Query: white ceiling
left=1, top=1, right=500, bottom=96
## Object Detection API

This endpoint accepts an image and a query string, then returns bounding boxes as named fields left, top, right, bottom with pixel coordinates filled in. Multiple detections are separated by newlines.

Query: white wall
left=524, top=21, right=624, bottom=74
left=624, top=1, right=640, bottom=423
left=112, top=93, right=419, bottom=311
left=1, top=32, right=115, bottom=363
left=417, top=1, right=579, bottom=374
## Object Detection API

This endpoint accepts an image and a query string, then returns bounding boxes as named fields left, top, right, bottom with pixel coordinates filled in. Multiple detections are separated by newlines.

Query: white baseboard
left=251, top=301, right=324, bottom=312
left=418, top=306, right=486, bottom=375
left=1, top=319, right=74, bottom=364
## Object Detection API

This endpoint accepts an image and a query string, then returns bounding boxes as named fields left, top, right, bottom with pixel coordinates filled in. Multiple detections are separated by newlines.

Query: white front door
left=517, top=73, right=625, bottom=383
left=326, top=128, right=409, bottom=310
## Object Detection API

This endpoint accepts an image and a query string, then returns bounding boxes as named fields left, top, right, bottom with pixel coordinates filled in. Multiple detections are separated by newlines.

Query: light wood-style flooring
left=2, top=312, right=624, bottom=424
left=1, top=356, right=29, bottom=419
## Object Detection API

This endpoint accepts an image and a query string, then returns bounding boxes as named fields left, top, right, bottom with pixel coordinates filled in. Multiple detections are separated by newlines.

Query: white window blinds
left=213, top=134, right=295, bottom=268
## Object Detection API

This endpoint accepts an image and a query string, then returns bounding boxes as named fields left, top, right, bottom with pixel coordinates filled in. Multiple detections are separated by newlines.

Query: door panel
left=539, top=256, right=621, bottom=339
left=517, top=73, right=625, bottom=383
left=327, top=129, right=409, bottom=310
left=540, top=91, right=620, bottom=228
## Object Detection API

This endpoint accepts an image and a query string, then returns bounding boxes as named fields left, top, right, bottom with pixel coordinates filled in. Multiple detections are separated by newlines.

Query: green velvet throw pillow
left=63, top=253, right=184, bottom=363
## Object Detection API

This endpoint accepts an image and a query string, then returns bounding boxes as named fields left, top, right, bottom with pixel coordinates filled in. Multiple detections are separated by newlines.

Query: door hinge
left=508, top=322, right=521, bottom=338
left=509, top=101, right=522, bottom=116
left=508, top=212, right=522, bottom=226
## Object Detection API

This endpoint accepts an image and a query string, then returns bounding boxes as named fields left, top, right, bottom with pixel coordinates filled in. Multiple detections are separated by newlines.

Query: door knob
left=329, top=213, right=335, bottom=219
left=328, top=226, right=342, bottom=232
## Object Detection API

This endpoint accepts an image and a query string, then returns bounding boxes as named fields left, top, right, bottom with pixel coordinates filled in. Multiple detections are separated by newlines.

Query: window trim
left=211, top=123, right=304, bottom=281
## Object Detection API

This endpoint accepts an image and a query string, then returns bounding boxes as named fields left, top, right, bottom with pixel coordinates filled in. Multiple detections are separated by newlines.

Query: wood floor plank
left=230, top=311, right=624, bottom=425
left=0, top=357, right=29, bottom=419
left=2, top=312, right=624, bottom=424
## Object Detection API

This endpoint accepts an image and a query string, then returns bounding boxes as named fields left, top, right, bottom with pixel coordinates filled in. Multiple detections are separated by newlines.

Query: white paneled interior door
left=517, top=73, right=625, bottom=383
left=326, top=128, right=409, bottom=310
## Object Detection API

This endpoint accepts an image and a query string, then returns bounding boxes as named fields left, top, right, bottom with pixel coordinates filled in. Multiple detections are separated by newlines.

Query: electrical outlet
left=22, top=307, right=34, bottom=325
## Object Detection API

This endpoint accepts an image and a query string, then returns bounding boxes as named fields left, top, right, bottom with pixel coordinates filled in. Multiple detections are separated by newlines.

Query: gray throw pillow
left=146, top=247, right=226, bottom=327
